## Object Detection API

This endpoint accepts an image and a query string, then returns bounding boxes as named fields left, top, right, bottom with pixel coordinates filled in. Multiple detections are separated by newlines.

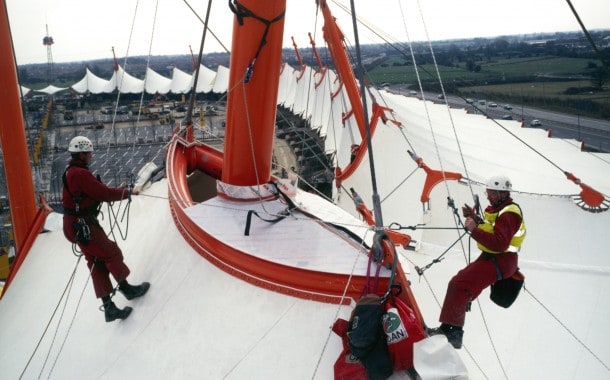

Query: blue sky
left=6, top=0, right=609, bottom=65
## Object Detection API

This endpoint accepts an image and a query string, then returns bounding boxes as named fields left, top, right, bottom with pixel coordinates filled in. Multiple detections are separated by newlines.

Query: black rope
left=243, top=180, right=303, bottom=236
left=244, top=209, right=287, bottom=236
left=181, top=0, right=230, bottom=53
left=565, top=0, right=608, bottom=69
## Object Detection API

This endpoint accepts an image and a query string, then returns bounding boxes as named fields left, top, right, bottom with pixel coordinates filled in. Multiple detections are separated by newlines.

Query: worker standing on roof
left=428, top=175, right=526, bottom=348
left=62, top=136, right=150, bottom=323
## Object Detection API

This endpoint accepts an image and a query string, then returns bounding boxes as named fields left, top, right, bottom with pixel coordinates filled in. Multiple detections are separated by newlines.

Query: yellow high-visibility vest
left=477, top=203, right=526, bottom=253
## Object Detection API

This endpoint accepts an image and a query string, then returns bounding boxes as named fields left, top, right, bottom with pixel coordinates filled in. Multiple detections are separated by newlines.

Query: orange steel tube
left=222, top=0, right=286, bottom=186
left=0, top=0, right=37, bottom=253
left=1, top=204, right=47, bottom=298
left=319, top=0, right=366, bottom=139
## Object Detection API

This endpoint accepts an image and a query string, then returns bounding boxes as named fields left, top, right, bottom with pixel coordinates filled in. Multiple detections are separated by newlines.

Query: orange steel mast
left=0, top=0, right=37, bottom=253
left=222, top=0, right=286, bottom=186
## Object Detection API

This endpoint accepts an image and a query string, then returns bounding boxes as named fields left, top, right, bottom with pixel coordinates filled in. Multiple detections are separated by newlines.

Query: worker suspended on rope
left=428, top=175, right=526, bottom=349
left=62, top=136, right=150, bottom=323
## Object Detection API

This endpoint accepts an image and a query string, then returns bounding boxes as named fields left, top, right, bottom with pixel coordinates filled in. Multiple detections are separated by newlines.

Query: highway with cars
left=455, top=96, right=610, bottom=153
left=389, top=86, right=610, bottom=153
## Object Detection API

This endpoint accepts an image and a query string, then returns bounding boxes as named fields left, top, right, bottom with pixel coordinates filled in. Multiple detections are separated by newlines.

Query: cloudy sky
left=5, top=0, right=609, bottom=65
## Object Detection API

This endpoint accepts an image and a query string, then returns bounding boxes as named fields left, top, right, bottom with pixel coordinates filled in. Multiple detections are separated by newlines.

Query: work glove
left=462, top=204, right=475, bottom=218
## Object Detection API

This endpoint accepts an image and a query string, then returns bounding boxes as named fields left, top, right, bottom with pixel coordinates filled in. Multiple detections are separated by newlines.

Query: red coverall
left=439, top=197, right=522, bottom=327
left=62, top=160, right=133, bottom=298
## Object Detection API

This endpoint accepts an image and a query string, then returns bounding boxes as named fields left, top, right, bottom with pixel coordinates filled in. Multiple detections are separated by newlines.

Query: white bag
left=413, top=335, right=468, bottom=380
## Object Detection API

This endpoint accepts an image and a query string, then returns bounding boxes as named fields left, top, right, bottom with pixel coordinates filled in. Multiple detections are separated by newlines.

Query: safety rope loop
left=387, top=222, right=405, bottom=231
left=244, top=209, right=286, bottom=236
left=229, top=0, right=285, bottom=83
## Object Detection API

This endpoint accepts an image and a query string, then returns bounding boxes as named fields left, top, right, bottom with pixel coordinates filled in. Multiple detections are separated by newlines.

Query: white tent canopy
left=38, top=84, right=68, bottom=95
left=144, top=67, right=172, bottom=94
left=64, top=64, right=227, bottom=95
left=71, top=68, right=114, bottom=94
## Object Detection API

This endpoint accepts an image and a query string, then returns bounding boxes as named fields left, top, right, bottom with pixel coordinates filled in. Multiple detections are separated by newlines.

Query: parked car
left=466, top=98, right=474, bottom=104
left=530, top=119, right=542, bottom=126
left=489, top=102, right=498, bottom=107
left=501, top=115, right=513, bottom=120
left=503, top=104, right=513, bottom=110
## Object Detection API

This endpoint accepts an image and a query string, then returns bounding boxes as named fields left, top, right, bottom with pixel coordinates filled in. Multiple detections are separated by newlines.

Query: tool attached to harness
left=72, top=218, right=91, bottom=244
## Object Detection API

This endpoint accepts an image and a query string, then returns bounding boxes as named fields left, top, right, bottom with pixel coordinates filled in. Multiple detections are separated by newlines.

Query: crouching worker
left=62, top=136, right=150, bottom=322
left=428, top=176, right=526, bottom=348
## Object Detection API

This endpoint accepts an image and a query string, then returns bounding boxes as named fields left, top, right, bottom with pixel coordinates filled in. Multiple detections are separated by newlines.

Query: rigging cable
left=18, top=257, right=82, bottom=379
left=312, top=228, right=375, bottom=380
left=104, top=0, right=141, bottom=171
left=348, top=0, right=384, bottom=229
left=182, top=0, right=230, bottom=53
left=45, top=270, right=92, bottom=379
left=396, top=0, right=474, bottom=265
left=410, top=0, right=476, bottom=199
left=524, top=286, right=610, bottom=372
left=184, top=0, right=213, bottom=128
left=410, top=0, right=510, bottom=374
left=134, top=0, right=161, bottom=131
left=400, top=250, right=490, bottom=379
left=565, top=0, right=607, bottom=69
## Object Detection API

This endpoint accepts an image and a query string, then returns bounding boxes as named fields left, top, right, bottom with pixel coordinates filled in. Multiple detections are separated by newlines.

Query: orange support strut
left=0, top=0, right=37, bottom=254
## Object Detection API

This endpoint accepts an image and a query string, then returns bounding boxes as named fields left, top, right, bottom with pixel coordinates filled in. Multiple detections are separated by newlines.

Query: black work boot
left=427, top=324, right=464, bottom=349
left=104, top=301, right=132, bottom=322
left=119, top=281, right=150, bottom=300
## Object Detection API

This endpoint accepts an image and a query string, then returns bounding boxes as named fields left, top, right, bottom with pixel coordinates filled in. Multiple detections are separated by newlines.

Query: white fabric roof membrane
left=169, top=66, right=194, bottom=94
left=56, top=64, right=227, bottom=95
left=191, top=64, right=216, bottom=93
left=0, top=181, right=349, bottom=379
left=38, top=85, right=68, bottom=95
left=211, top=65, right=229, bottom=94
left=2, top=63, right=610, bottom=380
left=144, top=67, right=172, bottom=94
left=112, top=65, right=145, bottom=94
left=276, top=64, right=610, bottom=378
left=71, top=68, right=113, bottom=94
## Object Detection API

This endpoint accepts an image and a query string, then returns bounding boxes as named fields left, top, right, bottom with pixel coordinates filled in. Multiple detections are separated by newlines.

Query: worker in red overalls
left=428, top=176, right=526, bottom=348
left=62, top=136, right=149, bottom=322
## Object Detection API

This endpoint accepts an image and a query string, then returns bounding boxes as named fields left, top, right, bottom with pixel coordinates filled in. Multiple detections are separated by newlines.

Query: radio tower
left=42, top=24, right=54, bottom=84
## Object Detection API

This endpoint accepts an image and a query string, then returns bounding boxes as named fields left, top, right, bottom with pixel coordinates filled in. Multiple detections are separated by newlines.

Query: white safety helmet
left=68, top=136, right=93, bottom=153
left=486, top=176, right=512, bottom=192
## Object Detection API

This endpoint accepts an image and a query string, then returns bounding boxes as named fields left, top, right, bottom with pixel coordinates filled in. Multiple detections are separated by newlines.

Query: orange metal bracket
left=409, top=151, right=462, bottom=203
left=566, top=172, right=609, bottom=212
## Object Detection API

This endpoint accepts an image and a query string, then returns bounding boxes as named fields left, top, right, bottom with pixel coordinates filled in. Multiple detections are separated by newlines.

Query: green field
left=366, top=55, right=610, bottom=119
